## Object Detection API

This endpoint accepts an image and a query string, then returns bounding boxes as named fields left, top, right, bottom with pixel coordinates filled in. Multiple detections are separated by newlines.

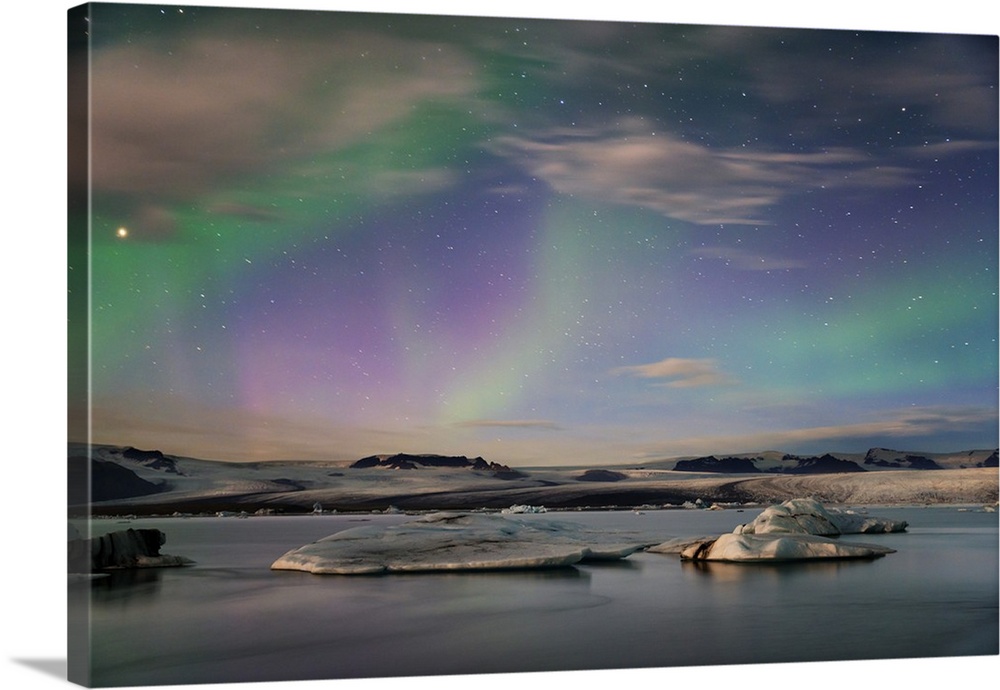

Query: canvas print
left=67, top=2, right=998, bottom=688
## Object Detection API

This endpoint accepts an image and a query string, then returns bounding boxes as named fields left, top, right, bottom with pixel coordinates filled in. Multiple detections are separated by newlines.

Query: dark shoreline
left=75, top=486, right=710, bottom=517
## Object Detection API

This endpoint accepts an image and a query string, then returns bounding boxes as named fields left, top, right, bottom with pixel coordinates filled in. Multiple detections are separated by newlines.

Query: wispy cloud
left=495, top=120, right=921, bottom=225
left=611, top=357, right=736, bottom=388
left=88, top=30, right=478, bottom=200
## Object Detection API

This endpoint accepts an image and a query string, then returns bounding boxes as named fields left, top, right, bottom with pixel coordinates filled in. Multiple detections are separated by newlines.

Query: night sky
left=72, top=2, right=998, bottom=465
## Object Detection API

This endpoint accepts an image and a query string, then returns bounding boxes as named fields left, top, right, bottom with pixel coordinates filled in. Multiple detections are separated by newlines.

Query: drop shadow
left=11, top=658, right=67, bottom=681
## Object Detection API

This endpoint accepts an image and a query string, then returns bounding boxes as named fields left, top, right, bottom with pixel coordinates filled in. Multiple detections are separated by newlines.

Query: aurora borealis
left=71, top=2, right=998, bottom=465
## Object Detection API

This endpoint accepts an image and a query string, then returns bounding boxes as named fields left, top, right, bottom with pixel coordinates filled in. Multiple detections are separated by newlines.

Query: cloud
left=453, top=419, right=562, bottom=431
left=704, top=29, right=998, bottom=138
left=611, top=357, right=736, bottom=388
left=206, top=202, right=284, bottom=223
left=631, top=405, right=998, bottom=458
left=488, top=29, right=997, bottom=226
left=494, top=120, right=921, bottom=225
left=87, top=29, right=478, bottom=200
left=88, top=395, right=457, bottom=464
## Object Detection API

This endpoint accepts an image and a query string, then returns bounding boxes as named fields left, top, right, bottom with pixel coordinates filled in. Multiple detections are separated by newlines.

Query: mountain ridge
left=67, top=443, right=999, bottom=515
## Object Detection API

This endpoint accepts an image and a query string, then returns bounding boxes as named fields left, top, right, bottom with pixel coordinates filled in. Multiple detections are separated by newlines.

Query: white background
left=3, top=2, right=998, bottom=689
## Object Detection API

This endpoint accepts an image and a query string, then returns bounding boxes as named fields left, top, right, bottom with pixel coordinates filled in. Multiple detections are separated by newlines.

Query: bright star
left=116, top=227, right=129, bottom=239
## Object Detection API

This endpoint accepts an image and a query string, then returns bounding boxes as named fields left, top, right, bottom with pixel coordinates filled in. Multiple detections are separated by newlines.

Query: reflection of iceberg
left=271, top=512, right=648, bottom=575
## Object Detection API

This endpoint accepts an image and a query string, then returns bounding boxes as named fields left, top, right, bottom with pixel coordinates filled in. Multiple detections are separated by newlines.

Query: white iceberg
left=679, top=533, right=896, bottom=562
left=271, top=512, right=648, bottom=575
left=733, top=497, right=907, bottom=536
left=650, top=498, right=903, bottom=563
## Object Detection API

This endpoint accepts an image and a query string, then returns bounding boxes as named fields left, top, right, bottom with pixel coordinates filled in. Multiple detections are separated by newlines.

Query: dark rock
left=491, top=469, right=527, bottom=480
left=864, top=448, right=942, bottom=470
left=351, top=455, right=382, bottom=468
left=673, top=456, right=761, bottom=473
left=785, top=454, right=865, bottom=474
left=865, top=459, right=902, bottom=468
left=351, top=454, right=473, bottom=469
left=576, top=469, right=628, bottom=482
left=121, top=446, right=165, bottom=462
left=120, top=447, right=181, bottom=474
left=480, top=460, right=525, bottom=479
left=984, top=450, right=999, bottom=468
left=902, top=455, right=943, bottom=470
left=349, top=454, right=524, bottom=478
left=68, top=528, right=192, bottom=572
left=68, top=457, right=163, bottom=505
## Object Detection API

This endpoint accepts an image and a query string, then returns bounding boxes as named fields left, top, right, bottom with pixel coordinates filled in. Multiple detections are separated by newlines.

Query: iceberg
left=733, top=497, right=907, bottom=536
left=651, top=498, right=903, bottom=563
left=679, top=533, right=896, bottom=562
left=68, top=528, right=194, bottom=572
left=271, top=512, right=649, bottom=575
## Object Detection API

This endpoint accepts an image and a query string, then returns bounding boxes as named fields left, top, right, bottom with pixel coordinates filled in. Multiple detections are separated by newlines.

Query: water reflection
left=391, top=564, right=593, bottom=582
left=83, top=509, right=997, bottom=687
left=268, top=562, right=592, bottom=581
left=578, top=558, right=642, bottom=573
left=90, top=567, right=165, bottom=602
left=681, top=556, right=886, bottom=581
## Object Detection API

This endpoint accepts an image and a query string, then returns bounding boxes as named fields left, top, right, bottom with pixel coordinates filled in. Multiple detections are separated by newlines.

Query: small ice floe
left=270, top=512, right=650, bottom=575
left=501, top=504, right=547, bottom=514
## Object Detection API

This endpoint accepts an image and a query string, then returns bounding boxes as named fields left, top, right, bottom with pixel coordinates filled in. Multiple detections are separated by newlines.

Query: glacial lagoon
left=72, top=506, right=998, bottom=687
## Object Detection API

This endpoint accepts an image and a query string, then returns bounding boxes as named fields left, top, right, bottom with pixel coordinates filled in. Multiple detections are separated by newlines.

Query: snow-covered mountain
left=67, top=442, right=999, bottom=515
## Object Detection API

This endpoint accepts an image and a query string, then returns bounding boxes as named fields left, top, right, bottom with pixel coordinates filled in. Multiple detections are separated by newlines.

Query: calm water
left=70, top=507, right=999, bottom=687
